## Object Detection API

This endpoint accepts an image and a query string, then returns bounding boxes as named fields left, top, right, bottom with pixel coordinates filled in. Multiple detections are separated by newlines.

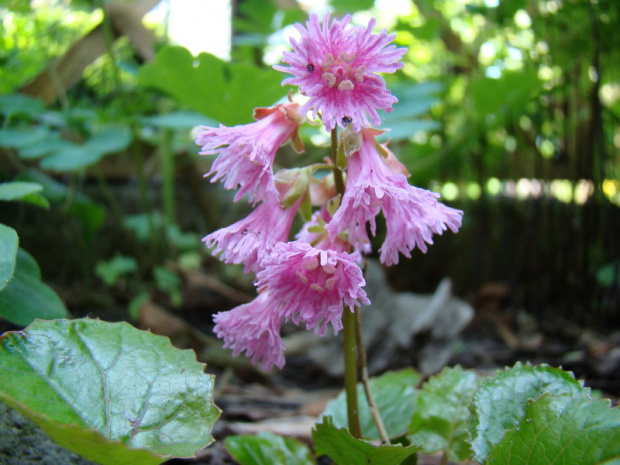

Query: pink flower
left=296, top=203, right=369, bottom=254
left=213, top=292, right=285, bottom=370
left=256, top=241, right=370, bottom=336
left=275, top=14, right=406, bottom=132
left=326, top=129, right=463, bottom=266
left=195, top=103, right=304, bottom=204
left=204, top=195, right=300, bottom=273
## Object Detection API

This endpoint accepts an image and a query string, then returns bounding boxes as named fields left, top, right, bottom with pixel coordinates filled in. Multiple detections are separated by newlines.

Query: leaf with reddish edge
left=0, top=318, right=220, bottom=465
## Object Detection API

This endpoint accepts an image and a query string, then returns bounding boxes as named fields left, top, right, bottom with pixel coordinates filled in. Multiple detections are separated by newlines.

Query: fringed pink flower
left=275, top=14, right=407, bottom=132
left=204, top=195, right=299, bottom=273
left=195, top=103, right=304, bottom=204
left=213, top=292, right=285, bottom=370
left=326, top=129, right=463, bottom=266
left=256, top=241, right=370, bottom=336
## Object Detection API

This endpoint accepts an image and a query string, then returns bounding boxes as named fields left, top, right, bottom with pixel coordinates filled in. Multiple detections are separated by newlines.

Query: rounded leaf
left=488, top=394, right=620, bottom=465
left=0, top=319, right=220, bottom=465
left=467, top=362, right=590, bottom=463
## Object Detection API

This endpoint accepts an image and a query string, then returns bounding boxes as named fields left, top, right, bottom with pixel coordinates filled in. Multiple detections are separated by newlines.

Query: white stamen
left=355, top=66, right=366, bottom=82
left=338, top=80, right=354, bottom=91
left=325, top=277, right=337, bottom=290
left=322, top=263, right=337, bottom=275
left=322, top=72, right=337, bottom=88
left=303, top=257, right=319, bottom=270
left=321, top=53, right=334, bottom=69
left=341, top=51, right=356, bottom=62
left=296, top=271, right=308, bottom=284
left=310, top=283, right=325, bottom=293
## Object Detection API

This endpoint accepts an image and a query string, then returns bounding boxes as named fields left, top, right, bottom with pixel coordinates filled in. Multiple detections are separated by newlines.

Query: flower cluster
left=196, top=14, right=462, bottom=370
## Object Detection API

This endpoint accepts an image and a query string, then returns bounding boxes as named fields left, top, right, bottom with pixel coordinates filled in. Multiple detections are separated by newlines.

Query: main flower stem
left=331, top=127, right=361, bottom=438
left=343, top=307, right=361, bottom=438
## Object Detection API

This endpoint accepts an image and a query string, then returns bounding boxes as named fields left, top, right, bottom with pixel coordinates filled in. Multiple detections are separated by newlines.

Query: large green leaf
left=0, top=181, right=49, bottom=208
left=321, top=368, right=421, bottom=440
left=487, top=394, right=620, bottom=465
left=0, top=248, right=69, bottom=325
left=468, top=363, right=590, bottom=464
left=408, top=366, right=479, bottom=461
left=313, top=417, right=419, bottom=465
left=225, top=432, right=314, bottom=465
left=0, top=224, right=18, bottom=291
left=0, top=319, right=221, bottom=465
left=138, top=46, right=285, bottom=126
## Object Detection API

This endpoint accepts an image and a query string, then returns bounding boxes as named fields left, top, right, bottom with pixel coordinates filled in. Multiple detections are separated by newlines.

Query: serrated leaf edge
left=1, top=318, right=222, bottom=460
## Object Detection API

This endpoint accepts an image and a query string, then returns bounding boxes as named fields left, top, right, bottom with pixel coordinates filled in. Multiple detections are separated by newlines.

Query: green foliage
left=408, top=366, right=479, bottom=461
left=0, top=178, right=65, bottom=325
left=0, top=224, right=18, bottom=291
left=313, top=417, right=420, bottom=465
left=39, top=126, right=132, bottom=172
left=468, top=362, right=591, bottom=463
left=0, top=249, right=69, bottom=325
left=225, top=431, right=314, bottom=465
left=0, top=181, right=49, bottom=207
left=0, top=319, right=220, bottom=464
left=486, top=394, right=620, bottom=465
left=322, top=368, right=422, bottom=440
left=18, top=169, right=106, bottom=240
left=1, top=124, right=132, bottom=172
left=138, top=46, right=285, bottom=126
left=140, top=110, right=217, bottom=130
left=95, top=254, right=138, bottom=287
left=0, top=93, right=45, bottom=119
left=469, top=70, right=541, bottom=124
left=330, top=0, right=375, bottom=14
left=381, top=81, right=442, bottom=141
left=596, top=261, right=620, bottom=287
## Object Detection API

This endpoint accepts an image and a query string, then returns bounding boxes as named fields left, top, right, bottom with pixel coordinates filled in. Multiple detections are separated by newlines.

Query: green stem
left=355, top=304, right=390, bottom=444
left=330, top=127, right=361, bottom=438
left=343, top=306, right=361, bottom=438
left=331, top=127, right=345, bottom=195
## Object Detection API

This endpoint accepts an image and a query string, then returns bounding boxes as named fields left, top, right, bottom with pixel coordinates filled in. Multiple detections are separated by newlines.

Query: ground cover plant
left=0, top=1, right=619, bottom=464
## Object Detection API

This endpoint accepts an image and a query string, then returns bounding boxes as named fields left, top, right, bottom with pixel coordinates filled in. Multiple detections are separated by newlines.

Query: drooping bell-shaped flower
left=256, top=241, right=370, bottom=337
left=212, top=292, right=285, bottom=370
left=195, top=103, right=304, bottom=204
left=203, top=194, right=301, bottom=273
left=275, top=14, right=406, bottom=132
left=326, top=129, right=463, bottom=266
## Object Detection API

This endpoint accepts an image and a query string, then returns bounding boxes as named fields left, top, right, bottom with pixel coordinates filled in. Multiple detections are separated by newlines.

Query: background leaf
left=0, top=181, right=49, bottom=208
left=468, top=362, right=591, bottom=463
left=40, top=126, right=132, bottom=172
left=408, top=366, right=479, bottom=461
left=138, top=46, right=285, bottom=125
left=0, top=248, right=68, bottom=325
left=0, top=126, right=50, bottom=149
left=321, top=368, right=421, bottom=440
left=17, top=169, right=106, bottom=239
left=0, top=318, right=221, bottom=465
left=487, top=394, right=620, bottom=465
left=225, top=431, right=314, bottom=465
left=313, top=417, right=419, bottom=465
left=0, top=224, right=19, bottom=291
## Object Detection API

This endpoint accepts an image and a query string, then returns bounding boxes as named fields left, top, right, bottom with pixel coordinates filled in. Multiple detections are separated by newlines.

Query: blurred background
left=1, top=0, right=619, bottom=388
